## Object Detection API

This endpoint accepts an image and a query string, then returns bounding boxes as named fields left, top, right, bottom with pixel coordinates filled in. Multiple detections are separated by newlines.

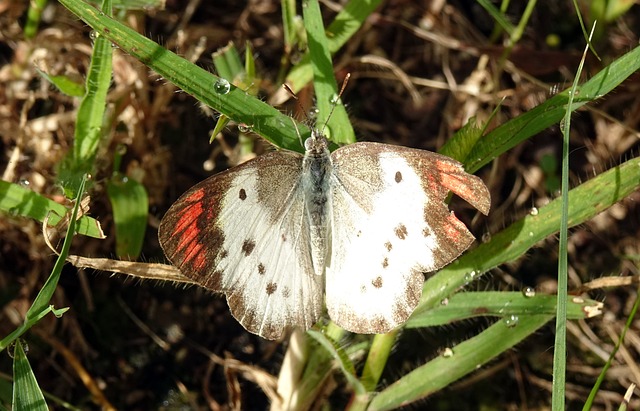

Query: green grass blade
left=466, top=44, right=640, bottom=173
left=367, top=315, right=553, bottom=410
left=553, top=23, right=594, bottom=411
left=12, top=340, right=47, bottom=411
left=0, top=176, right=86, bottom=352
left=476, top=0, right=515, bottom=35
left=212, top=42, right=244, bottom=81
left=107, top=173, right=148, bottom=259
left=303, top=0, right=354, bottom=143
left=439, top=117, right=485, bottom=163
left=414, top=155, right=640, bottom=317
left=35, top=68, right=85, bottom=97
left=407, top=292, right=601, bottom=328
left=307, top=330, right=366, bottom=396
left=73, top=9, right=113, bottom=166
left=283, top=0, right=383, bottom=96
left=58, top=0, right=114, bottom=197
left=583, top=286, right=640, bottom=410
left=360, top=331, right=397, bottom=392
left=0, top=180, right=104, bottom=239
left=58, top=0, right=308, bottom=153
left=23, top=0, right=48, bottom=39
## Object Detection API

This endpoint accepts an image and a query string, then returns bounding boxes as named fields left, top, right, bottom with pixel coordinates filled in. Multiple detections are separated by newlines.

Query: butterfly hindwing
left=158, top=151, right=324, bottom=339
left=325, top=142, right=490, bottom=334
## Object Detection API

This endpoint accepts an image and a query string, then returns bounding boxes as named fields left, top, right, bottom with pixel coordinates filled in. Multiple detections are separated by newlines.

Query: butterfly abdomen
left=302, top=134, right=333, bottom=276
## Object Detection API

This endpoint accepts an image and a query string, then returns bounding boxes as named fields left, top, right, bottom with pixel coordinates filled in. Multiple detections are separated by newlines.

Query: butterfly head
left=304, top=129, right=330, bottom=157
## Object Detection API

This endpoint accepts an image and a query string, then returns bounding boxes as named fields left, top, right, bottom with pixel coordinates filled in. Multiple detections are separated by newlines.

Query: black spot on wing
left=395, top=171, right=402, bottom=183
left=239, top=188, right=247, bottom=200
left=242, top=239, right=256, bottom=256
left=266, top=282, right=277, bottom=295
left=394, top=224, right=408, bottom=240
left=372, top=276, right=383, bottom=288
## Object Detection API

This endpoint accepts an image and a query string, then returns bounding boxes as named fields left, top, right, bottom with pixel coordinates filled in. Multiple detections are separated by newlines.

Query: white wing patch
left=325, top=143, right=480, bottom=334
left=218, top=168, right=323, bottom=339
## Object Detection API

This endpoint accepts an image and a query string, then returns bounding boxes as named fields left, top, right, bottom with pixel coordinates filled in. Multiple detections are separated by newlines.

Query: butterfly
left=158, top=130, right=490, bottom=340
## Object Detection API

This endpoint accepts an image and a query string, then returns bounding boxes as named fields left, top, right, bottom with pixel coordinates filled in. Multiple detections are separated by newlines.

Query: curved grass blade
left=367, top=315, right=552, bottom=410
left=12, top=340, right=47, bottom=411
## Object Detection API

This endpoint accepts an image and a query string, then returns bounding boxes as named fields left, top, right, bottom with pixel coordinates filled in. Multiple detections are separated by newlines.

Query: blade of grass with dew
left=367, top=315, right=553, bottom=410
left=58, top=0, right=113, bottom=198
left=554, top=22, right=595, bottom=411
left=210, top=42, right=244, bottom=143
left=278, top=0, right=383, bottom=101
left=583, top=285, right=640, bottom=410
left=0, top=180, right=104, bottom=239
left=465, top=43, right=640, bottom=173
left=0, top=175, right=86, bottom=352
left=302, top=0, right=355, bottom=144
left=406, top=292, right=601, bottom=328
left=58, top=0, right=308, bottom=153
left=413, top=154, right=640, bottom=318
left=12, top=340, right=47, bottom=411
left=359, top=291, right=601, bottom=395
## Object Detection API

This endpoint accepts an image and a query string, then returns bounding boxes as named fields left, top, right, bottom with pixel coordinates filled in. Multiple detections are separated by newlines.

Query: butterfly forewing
left=158, top=152, right=324, bottom=339
left=325, top=142, right=490, bottom=334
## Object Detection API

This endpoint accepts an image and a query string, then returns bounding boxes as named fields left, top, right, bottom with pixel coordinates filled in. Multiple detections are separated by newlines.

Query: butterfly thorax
left=301, top=131, right=332, bottom=276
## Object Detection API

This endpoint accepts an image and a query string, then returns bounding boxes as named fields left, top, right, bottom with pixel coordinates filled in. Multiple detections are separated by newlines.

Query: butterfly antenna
left=320, top=73, right=351, bottom=136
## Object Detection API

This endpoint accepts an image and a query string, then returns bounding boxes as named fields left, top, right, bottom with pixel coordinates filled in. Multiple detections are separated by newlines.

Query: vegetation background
left=1, top=0, right=639, bottom=409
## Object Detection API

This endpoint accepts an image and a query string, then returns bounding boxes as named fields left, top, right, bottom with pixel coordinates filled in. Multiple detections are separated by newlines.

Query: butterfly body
left=159, top=132, right=490, bottom=339
left=300, top=134, right=332, bottom=276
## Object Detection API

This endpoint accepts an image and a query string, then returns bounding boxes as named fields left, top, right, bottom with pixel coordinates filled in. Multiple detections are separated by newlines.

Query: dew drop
left=18, top=179, right=30, bottom=187
left=440, top=298, right=449, bottom=306
left=89, top=30, right=100, bottom=40
left=442, top=347, right=454, bottom=358
left=529, top=207, right=539, bottom=216
left=308, top=107, right=319, bottom=120
left=203, top=159, right=215, bottom=172
left=329, top=94, right=341, bottom=105
left=503, top=315, right=519, bottom=328
left=213, top=78, right=231, bottom=94
left=522, top=287, right=536, bottom=298
left=481, top=232, right=491, bottom=243
left=464, top=270, right=477, bottom=283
